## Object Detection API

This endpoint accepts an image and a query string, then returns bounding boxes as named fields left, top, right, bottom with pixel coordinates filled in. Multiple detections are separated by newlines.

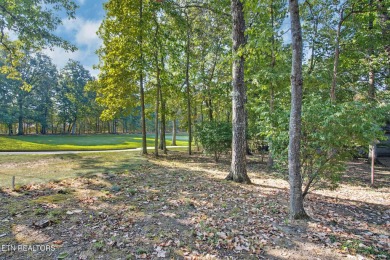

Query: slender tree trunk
left=172, top=119, right=177, bottom=146
left=185, top=12, right=192, bottom=155
left=368, top=0, right=378, bottom=166
left=225, top=0, right=251, bottom=184
left=288, top=0, right=308, bottom=220
left=331, top=11, right=343, bottom=103
left=368, top=2, right=376, bottom=99
left=205, top=48, right=218, bottom=121
left=245, top=110, right=252, bottom=155
left=139, top=0, right=147, bottom=155
left=41, top=107, right=48, bottom=134
left=268, top=2, right=277, bottom=168
left=268, top=85, right=275, bottom=169
left=17, top=95, right=24, bottom=135
left=207, top=99, right=213, bottom=121
left=308, top=19, right=318, bottom=75
left=71, top=119, right=77, bottom=135
left=194, top=99, right=200, bottom=151
left=159, top=83, right=167, bottom=154
left=155, top=51, right=160, bottom=157
left=8, top=124, right=12, bottom=136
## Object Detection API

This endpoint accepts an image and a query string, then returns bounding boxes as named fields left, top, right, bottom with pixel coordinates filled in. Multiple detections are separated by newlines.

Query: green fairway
left=0, top=134, right=188, bottom=151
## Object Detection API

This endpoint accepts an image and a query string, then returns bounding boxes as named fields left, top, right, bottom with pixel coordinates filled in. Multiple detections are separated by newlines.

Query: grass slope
left=0, top=134, right=188, bottom=151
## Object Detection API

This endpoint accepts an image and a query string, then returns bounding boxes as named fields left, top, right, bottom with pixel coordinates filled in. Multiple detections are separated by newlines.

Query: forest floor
left=0, top=151, right=389, bottom=260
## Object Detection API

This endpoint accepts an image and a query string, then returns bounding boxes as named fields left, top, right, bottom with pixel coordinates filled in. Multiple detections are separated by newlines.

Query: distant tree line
left=0, top=52, right=177, bottom=135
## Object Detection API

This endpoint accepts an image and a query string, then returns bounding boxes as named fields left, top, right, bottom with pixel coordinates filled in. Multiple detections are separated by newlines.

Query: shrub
left=196, top=121, right=232, bottom=162
left=270, top=95, right=389, bottom=196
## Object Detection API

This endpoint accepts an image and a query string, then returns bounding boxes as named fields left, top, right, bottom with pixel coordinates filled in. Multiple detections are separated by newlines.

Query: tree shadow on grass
left=51, top=153, right=150, bottom=178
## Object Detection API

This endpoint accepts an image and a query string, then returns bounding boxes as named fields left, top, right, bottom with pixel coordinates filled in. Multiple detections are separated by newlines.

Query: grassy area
left=0, top=147, right=187, bottom=188
left=0, top=152, right=147, bottom=188
left=0, top=134, right=188, bottom=151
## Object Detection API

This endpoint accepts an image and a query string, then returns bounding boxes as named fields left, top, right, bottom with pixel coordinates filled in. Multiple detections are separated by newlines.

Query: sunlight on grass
left=0, top=152, right=150, bottom=188
left=0, top=134, right=188, bottom=151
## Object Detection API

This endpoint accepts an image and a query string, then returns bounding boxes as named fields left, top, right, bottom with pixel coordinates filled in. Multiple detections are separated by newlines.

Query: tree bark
left=268, top=85, right=275, bottom=169
left=185, top=12, right=192, bottom=155
left=268, top=3, right=276, bottom=168
left=369, top=0, right=375, bottom=99
left=139, top=0, right=147, bottom=154
left=8, top=124, right=12, bottom=135
left=172, top=119, right=177, bottom=146
left=17, top=94, right=24, bottom=135
left=41, top=107, right=48, bottom=134
left=288, top=0, right=308, bottom=219
left=155, top=52, right=160, bottom=157
left=159, top=83, right=167, bottom=153
left=159, top=56, right=167, bottom=154
left=225, top=0, right=251, bottom=184
left=71, top=120, right=77, bottom=135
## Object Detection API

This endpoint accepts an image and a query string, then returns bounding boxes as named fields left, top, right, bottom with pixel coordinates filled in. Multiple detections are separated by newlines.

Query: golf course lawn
left=0, top=134, right=188, bottom=151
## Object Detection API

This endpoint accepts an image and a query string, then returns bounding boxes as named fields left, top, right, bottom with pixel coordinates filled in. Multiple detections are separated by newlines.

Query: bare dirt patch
left=0, top=152, right=389, bottom=259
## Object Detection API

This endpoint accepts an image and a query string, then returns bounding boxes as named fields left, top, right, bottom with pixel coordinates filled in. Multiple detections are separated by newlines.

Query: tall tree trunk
left=17, top=94, right=24, bottom=135
left=288, top=0, right=308, bottom=219
left=225, top=0, right=251, bottom=184
left=159, top=83, right=167, bottom=154
left=172, top=119, right=177, bottom=146
left=41, top=107, right=48, bottom=134
left=194, top=99, right=200, bottom=151
left=139, top=0, right=147, bottom=155
left=71, top=119, right=77, bottom=135
left=268, top=85, right=275, bottom=169
left=368, top=0, right=378, bottom=165
left=268, top=2, right=276, bottom=168
left=368, top=0, right=375, bottom=99
left=245, top=110, right=252, bottom=155
left=113, top=119, right=117, bottom=134
left=205, top=47, right=219, bottom=121
left=185, top=12, right=192, bottom=155
left=155, top=51, right=160, bottom=157
left=8, top=123, right=13, bottom=136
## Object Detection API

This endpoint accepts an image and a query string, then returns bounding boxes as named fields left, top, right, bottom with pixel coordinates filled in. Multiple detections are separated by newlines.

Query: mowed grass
left=0, top=151, right=163, bottom=188
left=0, top=134, right=188, bottom=151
